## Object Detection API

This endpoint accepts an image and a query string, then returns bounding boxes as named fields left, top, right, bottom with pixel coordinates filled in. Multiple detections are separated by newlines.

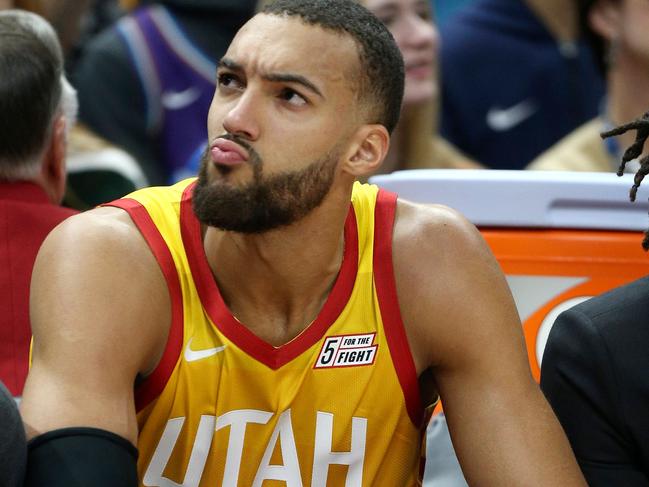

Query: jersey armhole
left=373, top=189, right=424, bottom=427
left=103, top=198, right=184, bottom=411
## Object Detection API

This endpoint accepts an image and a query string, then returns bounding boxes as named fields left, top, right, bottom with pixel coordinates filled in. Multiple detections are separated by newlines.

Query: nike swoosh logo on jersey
left=486, top=99, right=538, bottom=132
left=161, top=87, right=201, bottom=110
left=184, top=338, right=227, bottom=362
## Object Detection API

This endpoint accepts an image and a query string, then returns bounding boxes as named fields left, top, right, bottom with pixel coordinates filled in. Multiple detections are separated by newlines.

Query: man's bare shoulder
left=391, top=198, right=518, bottom=370
left=37, top=204, right=168, bottom=285
left=44, top=205, right=143, bottom=253
left=34, top=204, right=168, bottom=324
left=393, top=198, right=491, bottom=270
left=30, top=205, right=171, bottom=378
left=391, top=198, right=494, bottom=305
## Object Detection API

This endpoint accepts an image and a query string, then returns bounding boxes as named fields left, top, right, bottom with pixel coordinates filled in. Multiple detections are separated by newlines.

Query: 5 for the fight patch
left=314, top=333, right=378, bottom=368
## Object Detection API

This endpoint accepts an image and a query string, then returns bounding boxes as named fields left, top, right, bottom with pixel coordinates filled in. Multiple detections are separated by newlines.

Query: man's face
left=194, top=14, right=362, bottom=233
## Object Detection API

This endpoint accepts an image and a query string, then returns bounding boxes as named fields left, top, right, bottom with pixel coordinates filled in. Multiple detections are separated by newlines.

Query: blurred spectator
left=440, top=0, right=605, bottom=169
left=528, top=0, right=649, bottom=173
left=6, top=1, right=125, bottom=65
left=67, top=1, right=128, bottom=71
left=64, top=124, right=148, bottom=209
left=74, top=0, right=258, bottom=184
left=32, top=0, right=92, bottom=53
left=0, top=9, right=78, bottom=395
left=361, top=0, right=481, bottom=172
left=1, top=1, right=94, bottom=62
left=1, top=0, right=148, bottom=209
left=5, top=1, right=93, bottom=54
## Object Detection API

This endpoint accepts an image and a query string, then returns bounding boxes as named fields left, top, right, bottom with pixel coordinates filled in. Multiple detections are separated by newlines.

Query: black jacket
left=541, top=275, right=649, bottom=486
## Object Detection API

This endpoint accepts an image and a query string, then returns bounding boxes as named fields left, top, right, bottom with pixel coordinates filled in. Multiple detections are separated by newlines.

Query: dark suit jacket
left=0, top=380, right=25, bottom=486
left=541, top=275, right=649, bottom=486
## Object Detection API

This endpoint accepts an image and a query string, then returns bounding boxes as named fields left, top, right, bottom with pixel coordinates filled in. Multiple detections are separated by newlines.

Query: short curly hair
left=261, top=0, right=405, bottom=134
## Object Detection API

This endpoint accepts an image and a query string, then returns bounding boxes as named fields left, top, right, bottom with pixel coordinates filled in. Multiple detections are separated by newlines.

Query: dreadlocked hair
left=601, top=110, right=649, bottom=250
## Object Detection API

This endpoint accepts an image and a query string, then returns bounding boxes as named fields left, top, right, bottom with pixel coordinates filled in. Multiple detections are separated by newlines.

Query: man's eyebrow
left=218, top=58, right=243, bottom=72
left=217, top=58, right=324, bottom=99
left=263, top=73, right=324, bottom=99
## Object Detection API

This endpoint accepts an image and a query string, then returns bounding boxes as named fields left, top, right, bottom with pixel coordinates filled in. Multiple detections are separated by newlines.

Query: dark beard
left=192, top=137, right=340, bottom=233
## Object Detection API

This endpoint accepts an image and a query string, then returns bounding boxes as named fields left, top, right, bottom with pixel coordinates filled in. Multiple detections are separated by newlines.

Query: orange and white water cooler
left=371, top=169, right=649, bottom=379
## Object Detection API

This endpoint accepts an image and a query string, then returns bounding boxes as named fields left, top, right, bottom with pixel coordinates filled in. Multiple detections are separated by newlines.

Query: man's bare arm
left=394, top=201, right=586, bottom=486
left=20, top=207, right=170, bottom=445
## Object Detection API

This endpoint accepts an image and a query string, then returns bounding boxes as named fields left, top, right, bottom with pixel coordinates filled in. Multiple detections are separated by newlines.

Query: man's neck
left=202, top=182, right=352, bottom=345
left=607, top=51, right=649, bottom=151
left=524, top=0, right=578, bottom=43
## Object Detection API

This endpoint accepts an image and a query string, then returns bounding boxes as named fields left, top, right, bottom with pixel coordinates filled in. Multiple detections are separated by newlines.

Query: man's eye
left=217, top=73, right=242, bottom=90
left=279, top=88, right=307, bottom=107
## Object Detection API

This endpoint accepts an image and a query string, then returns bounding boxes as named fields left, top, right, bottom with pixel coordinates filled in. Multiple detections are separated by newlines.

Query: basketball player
left=20, top=1, right=586, bottom=485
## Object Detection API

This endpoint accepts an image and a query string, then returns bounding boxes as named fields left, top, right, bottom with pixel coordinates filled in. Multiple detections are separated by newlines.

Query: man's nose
left=222, top=91, right=261, bottom=141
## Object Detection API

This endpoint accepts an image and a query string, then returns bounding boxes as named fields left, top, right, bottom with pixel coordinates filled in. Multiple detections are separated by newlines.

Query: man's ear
left=40, top=114, right=67, bottom=204
left=589, top=0, right=621, bottom=42
left=343, top=124, right=390, bottom=177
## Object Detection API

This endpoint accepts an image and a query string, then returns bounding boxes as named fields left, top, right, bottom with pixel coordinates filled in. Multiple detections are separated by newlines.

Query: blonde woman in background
left=362, top=0, right=481, bottom=172
left=257, top=0, right=481, bottom=172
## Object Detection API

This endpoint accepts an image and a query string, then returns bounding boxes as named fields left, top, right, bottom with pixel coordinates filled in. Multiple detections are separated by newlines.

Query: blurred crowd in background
left=3, top=0, right=640, bottom=212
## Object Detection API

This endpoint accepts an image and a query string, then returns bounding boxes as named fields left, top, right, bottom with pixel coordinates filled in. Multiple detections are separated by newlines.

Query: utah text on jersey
left=144, top=408, right=367, bottom=486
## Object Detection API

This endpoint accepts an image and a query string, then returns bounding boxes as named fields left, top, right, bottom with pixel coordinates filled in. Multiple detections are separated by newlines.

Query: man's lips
left=210, top=139, right=249, bottom=166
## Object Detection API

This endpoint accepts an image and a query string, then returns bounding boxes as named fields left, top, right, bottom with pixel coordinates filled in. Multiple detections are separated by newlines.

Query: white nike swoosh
left=486, top=100, right=538, bottom=132
left=184, top=338, right=227, bottom=362
left=161, top=87, right=201, bottom=110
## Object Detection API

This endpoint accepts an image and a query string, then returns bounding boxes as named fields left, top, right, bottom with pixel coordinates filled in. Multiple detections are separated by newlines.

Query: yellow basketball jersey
left=107, top=179, right=426, bottom=486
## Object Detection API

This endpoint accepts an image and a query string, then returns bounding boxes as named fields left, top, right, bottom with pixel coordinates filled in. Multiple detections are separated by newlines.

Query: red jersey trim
left=103, top=198, right=184, bottom=411
left=373, top=189, right=423, bottom=426
left=180, top=182, right=359, bottom=370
